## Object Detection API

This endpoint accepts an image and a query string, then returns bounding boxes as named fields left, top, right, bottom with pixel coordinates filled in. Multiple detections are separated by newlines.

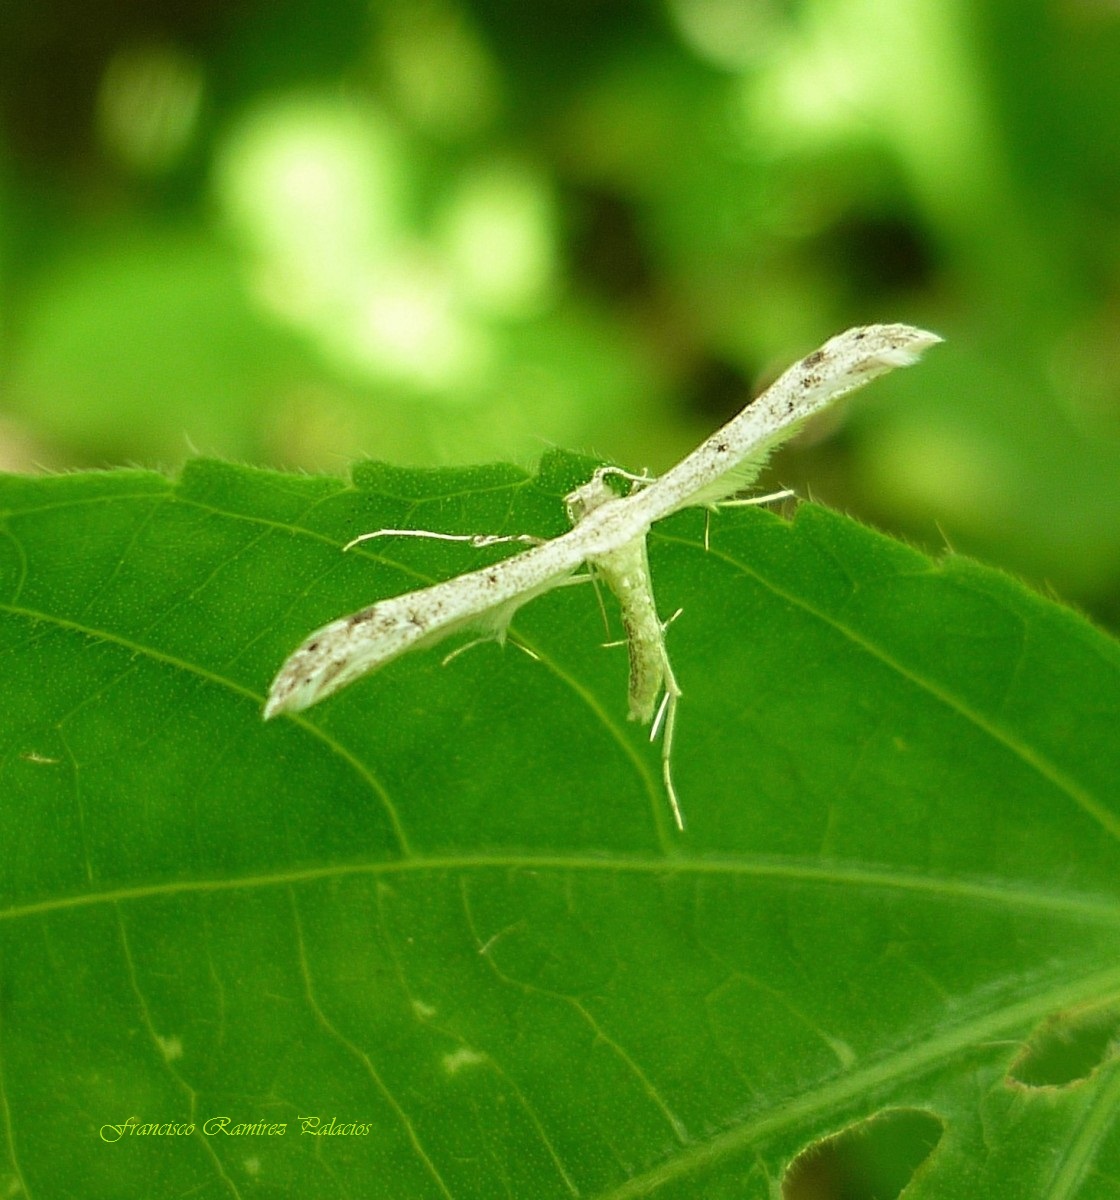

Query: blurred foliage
left=1, top=0, right=1119, bottom=627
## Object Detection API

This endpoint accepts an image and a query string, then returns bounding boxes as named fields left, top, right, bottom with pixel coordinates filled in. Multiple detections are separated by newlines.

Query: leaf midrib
left=0, top=598, right=412, bottom=854
left=670, top=530, right=1119, bottom=842
left=3, top=852, right=1117, bottom=926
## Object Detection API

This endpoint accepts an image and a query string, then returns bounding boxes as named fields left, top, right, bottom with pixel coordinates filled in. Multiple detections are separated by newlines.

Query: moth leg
left=593, top=464, right=656, bottom=493
left=704, top=488, right=795, bottom=551
left=649, top=643, right=685, bottom=832
left=711, top=488, right=795, bottom=510
left=344, top=529, right=545, bottom=552
left=440, top=630, right=543, bottom=668
left=507, top=633, right=542, bottom=662
left=440, top=636, right=495, bottom=667
left=641, top=607, right=684, bottom=830
left=579, top=561, right=614, bottom=637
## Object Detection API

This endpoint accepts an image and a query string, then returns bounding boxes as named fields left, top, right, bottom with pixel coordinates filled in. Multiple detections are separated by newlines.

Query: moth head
left=564, top=466, right=637, bottom=524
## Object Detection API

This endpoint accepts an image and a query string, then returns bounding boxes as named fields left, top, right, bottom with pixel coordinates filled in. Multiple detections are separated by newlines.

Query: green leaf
left=1, top=453, right=1118, bottom=1199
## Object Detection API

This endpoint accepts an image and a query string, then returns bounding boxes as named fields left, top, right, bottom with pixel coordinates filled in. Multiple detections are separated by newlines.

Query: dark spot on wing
left=801, top=349, right=827, bottom=368
left=317, top=659, right=347, bottom=687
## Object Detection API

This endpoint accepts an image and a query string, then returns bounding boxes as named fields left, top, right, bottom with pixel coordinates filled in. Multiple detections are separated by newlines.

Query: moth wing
left=651, top=324, right=942, bottom=515
left=263, top=545, right=583, bottom=718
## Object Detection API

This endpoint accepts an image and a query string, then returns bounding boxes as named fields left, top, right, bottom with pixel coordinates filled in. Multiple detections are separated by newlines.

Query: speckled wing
left=631, top=323, right=942, bottom=521
left=263, top=532, right=588, bottom=718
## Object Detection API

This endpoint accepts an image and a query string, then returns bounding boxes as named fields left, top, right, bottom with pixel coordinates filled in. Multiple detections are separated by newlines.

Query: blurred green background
left=1, top=0, right=1118, bottom=627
